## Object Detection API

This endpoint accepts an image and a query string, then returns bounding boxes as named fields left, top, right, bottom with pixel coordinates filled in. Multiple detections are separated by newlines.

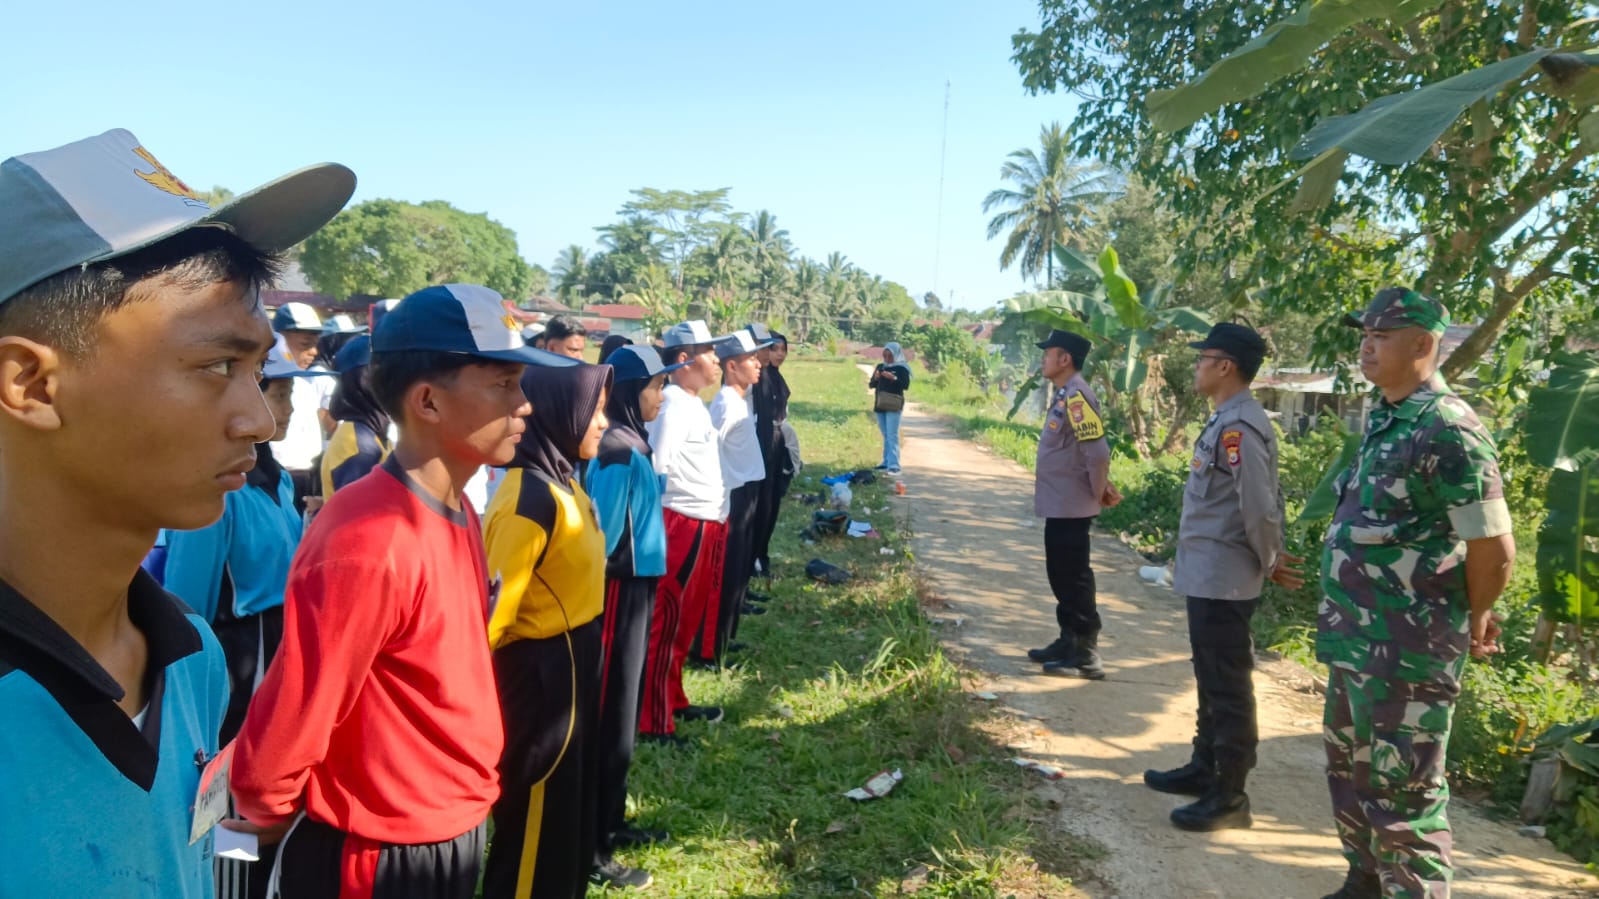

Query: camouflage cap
left=1342, top=287, right=1450, bottom=335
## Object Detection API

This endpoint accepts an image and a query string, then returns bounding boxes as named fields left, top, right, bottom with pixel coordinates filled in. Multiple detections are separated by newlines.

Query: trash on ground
left=973, top=691, right=999, bottom=701
left=879, top=547, right=895, bottom=555
left=1011, top=757, right=1066, bottom=780
left=1518, top=824, right=1547, bottom=839
left=829, top=482, right=853, bottom=510
left=843, top=768, right=904, bottom=801
left=847, top=520, right=879, bottom=538
left=1138, top=565, right=1173, bottom=588
left=806, top=558, right=852, bottom=585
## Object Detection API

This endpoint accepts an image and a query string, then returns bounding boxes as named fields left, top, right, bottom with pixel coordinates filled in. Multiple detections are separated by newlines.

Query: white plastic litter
left=973, top=691, right=999, bottom=701
left=829, top=482, right=853, bottom=510
left=1011, top=757, right=1066, bottom=780
left=843, top=768, right=904, bottom=801
left=1138, top=565, right=1173, bottom=588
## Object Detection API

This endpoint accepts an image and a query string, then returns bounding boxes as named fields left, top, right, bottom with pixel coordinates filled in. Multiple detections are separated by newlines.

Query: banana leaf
left=1110, top=331, right=1152, bottom=394
left=1525, top=351, right=1599, bottom=471
left=1153, top=305, right=1215, bottom=335
left=1145, top=0, right=1437, bottom=132
left=1097, top=247, right=1146, bottom=329
left=1297, top=433, right=1361, bottom=523
left=1289, top=50, right=1553, bottom=165
left=1536, top=460, right=1599, bottom=623
left=1007, top=372, right=1043, bottom=421
left=1053, top=244, right=1100, bottom=279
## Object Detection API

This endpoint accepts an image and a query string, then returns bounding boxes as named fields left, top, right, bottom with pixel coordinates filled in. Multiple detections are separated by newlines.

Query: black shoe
left=1144, top=759, right=1215, bottom=796
left=686, top=657, right=718, bottom=671
left=873, top=464, right=889, bottom=470
left=674, top=704, right=724, bottom=724
left=1027, top=636, right=1075, bottom=664
left=727, top=641, right=749, bottom=654
left=591, top=858, right=653, bottom=889
left=1320, top=867, right=1382, bottom=899
left=747, top=592, right=772, bottom=603
left=1171, top=790, right=1252, bottom=831
left=1043, top=632, right=1105, bottom=679
left=741, top=602, right=767, bottom=615
left=639, top=732, right=689, bottom=749
left=611, top=825, right=670, bottom=849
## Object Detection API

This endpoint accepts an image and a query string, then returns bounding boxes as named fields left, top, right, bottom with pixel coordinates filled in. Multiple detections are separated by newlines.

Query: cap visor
left=474, top=346, right=581, bottom=367
left=1187, top=339, right=1214, bottom=350
left=659, top=360, right=688, bottom=374
left=265, top=366, right=336, bottom=380
left=208, top=163, right=357, bottom=254
left=1341, top=312, right=1367, bottom=329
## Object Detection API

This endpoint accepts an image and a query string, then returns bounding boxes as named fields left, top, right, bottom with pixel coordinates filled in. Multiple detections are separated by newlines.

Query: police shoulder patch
left=1222, top=429, right=1243, bottom=467
left=1067, top=392, right=1104, bottom=440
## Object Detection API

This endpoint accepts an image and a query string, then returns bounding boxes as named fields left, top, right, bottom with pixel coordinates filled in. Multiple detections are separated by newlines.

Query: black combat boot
left=1043, top=631, right=1104, bottom=679
left=1143, top=746, right=1215, bottom=796
left=1319, top=867, right=1381, bottom=899
left=1027, top=634, right=1076, bottom=664
left=1170, top=761, right=1251, bottom=831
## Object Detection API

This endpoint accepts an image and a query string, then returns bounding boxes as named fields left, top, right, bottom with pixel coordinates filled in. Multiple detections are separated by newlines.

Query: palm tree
left=790, top=258, right=823, bottom=342
left=551, top=245, right=588, bottom=302
left=983, top=122, right=1119, bottom=286
left=745, top=210, right=792, bottom=317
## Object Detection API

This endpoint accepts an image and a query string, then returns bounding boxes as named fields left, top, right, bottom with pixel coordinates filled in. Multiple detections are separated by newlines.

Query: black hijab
left=328, top=365, right=391, bottom=440
left=597, top=334, right=633, bottom=365
left=509, top=363, right=613, bottom=484
left=604, top=375, right=658, bottom=458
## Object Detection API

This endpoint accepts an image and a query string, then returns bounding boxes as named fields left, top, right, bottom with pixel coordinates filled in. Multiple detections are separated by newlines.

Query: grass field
left=608, top=357, right=1086, bottom=897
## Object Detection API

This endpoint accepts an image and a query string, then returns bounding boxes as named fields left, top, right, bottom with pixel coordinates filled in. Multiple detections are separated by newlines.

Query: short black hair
left=544, top=315, right=586, bottom=341
left=661, top=345, right=696, bottom=367
left=368, top=350, right=480, bottom=422
left=1236, top=354, right=1263, bottom=382
left=0, top=225, right=281, bottom=358
left=1065, top=347, right=1086, bottom=371
left=316, top=330, right=357, bottom=366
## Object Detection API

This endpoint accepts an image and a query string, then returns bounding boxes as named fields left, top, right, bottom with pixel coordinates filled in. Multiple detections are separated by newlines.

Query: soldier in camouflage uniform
left=1316, top=288, right=1516, bottom=899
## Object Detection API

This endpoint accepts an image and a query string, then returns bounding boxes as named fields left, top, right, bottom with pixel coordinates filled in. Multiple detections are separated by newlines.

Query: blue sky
left=6, top=0, right=1076, bottom=312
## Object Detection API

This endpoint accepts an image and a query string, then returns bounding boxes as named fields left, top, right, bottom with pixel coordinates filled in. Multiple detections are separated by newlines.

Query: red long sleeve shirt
left=232, top=460, right=503, bottom=843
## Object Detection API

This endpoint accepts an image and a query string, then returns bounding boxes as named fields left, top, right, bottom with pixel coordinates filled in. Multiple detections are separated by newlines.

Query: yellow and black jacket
left=482, top=468, right=606, bottom=649
left=320, top=420, right=392, bottom=496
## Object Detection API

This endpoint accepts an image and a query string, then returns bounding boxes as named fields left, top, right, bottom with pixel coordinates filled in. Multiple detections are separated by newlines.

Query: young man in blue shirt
left=0, top=129, right=353, bottom=898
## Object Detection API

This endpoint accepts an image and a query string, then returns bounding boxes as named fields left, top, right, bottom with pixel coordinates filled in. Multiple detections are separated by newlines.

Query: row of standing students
left=156, top=288, right=796, bottom=897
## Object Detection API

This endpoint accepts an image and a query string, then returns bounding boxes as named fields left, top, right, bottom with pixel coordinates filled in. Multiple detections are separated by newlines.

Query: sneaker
left=591, top=858, right=653, bottom=890
left=639, top=732, right=689, bottom=749
left=885, top=467, right=901, bottom=475
left=674, top=704, right=724, bottom=724
left=872, top=464, right=889, bottom=471
left=747, top=591, right=772, bottom=604
left=741, top=602, right=768, bottom=615
left=611, top=825, right=670, bottom=849
left=727, top=641, right=749, bottom=654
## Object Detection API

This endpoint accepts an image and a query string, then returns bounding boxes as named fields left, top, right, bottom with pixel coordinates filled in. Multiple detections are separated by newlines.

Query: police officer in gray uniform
left=1144, top=323, right=1303, bottom=831
left=1026, top=330, right=1121, bottom=679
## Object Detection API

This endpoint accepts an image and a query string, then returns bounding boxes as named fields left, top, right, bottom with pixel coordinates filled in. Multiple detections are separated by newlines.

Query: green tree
left=299, top=199, right=533, bottom=299
left=1010, top=1, right=1599, bottom=378
left=618, top=187, right=733, bottom=289
left=746, top=210, right=793, bottom=317
left=551, top=245, right=589, bottom=303
left=789, top=258, right=824, bottom=342
left=983, top=122, right=1120, bottom=286
left=527, top=263, right=551, bottom=298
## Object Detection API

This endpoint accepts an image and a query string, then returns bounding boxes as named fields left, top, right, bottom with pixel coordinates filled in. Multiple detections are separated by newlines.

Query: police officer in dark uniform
left=1027, top=330, right=1121, bottom=678
left=1144, top=322, right=1303, bottom=831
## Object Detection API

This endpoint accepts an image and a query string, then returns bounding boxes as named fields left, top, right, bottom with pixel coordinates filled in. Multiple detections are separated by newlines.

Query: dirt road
left=886, top=400, right=1594, bottom=898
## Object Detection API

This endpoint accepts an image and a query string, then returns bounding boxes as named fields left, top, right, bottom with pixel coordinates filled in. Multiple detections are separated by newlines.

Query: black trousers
left=484, top=621, right=602, bottom=899
left=211, top=605, right=284, bottom=746
left=711, top=481, right=761, bottom=659
left=751, top=450, right=793, bottom=576
left=1186, top=595, right=1260, bottom=772
left=594, top=576, right=656, bottom=861
left=277, top=816, right=485, bottom=899
left=1043, top=517, right=1100, bottom=637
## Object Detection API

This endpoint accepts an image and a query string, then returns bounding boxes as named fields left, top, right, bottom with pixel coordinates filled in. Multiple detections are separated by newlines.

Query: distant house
left=523, top=295, right=573, bottom=314
left=583, top=304, right=649, bottom=342
left=1252, top=368, right=1371, bottom=435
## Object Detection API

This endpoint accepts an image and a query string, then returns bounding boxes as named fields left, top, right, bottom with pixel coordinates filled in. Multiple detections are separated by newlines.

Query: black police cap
left=1036, top=328, right=1092, bottom=358
left=1188, top=322, right=1267, bottom=369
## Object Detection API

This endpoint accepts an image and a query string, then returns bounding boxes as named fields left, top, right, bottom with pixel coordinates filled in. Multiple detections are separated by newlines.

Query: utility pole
left=933, top=80, right=950, bottom=301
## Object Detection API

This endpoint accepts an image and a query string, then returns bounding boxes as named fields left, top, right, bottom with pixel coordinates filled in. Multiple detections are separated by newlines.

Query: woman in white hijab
left=868, top=342, right=912, bottom=474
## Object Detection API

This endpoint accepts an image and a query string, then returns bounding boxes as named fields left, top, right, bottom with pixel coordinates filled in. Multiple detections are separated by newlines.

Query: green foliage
left=300, top=199, right=533, bottom=300
left=1098, top=454, right=1188, bottom=559
left=902, top=323, right=980, bottom=374
left=1011, top=1, right=1599, bottom=380
left=1530, top=716, right=1599, bottom=867
left=1524, top=351, right=1599, bottom=623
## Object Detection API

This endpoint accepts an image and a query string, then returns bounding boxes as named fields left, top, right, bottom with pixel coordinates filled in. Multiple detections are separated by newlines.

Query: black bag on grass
left=805, top=558, right=852, bottom=585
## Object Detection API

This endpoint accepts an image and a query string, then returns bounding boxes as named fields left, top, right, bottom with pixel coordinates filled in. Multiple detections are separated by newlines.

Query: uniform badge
left=1067, top=393, right=1104, bottom=440
left=1222, top=429, right=1243, bottom=467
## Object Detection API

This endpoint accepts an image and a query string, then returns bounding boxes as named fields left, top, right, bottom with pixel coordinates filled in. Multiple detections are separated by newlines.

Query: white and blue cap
left=264, top=334, right=337, bottom=380
left=333, top=334, right=371, bottom=373
left=325, top=313, right=365, bottom=334
left=608, top=344, right=685, bottom=383
left=368, top=299, right=402, bottom=332
left=0, top=128, right=355, bottom=304
left=272, top=301, right=323, bottom=332
left=372, top=284, right=577, bottom=367
left=744, top=322, right=777, bottom=348
left=660, top=319, right=714, bottom=349
left=714, top=330, right=761, bottom=360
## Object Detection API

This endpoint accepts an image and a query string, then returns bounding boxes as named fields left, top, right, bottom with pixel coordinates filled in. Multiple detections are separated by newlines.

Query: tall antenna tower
left=933, top=80, right=950, bottom=300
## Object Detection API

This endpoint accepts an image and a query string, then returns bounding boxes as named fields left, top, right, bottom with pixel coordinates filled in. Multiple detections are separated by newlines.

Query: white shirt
left=276, top=377, right=328, bottom=470
left=647, top=383, right=727, bottom=521
left=710, top=386, right=765, bottom=489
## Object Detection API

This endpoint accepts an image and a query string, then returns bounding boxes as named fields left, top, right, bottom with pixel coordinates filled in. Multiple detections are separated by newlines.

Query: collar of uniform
left=0, top=567, right=203, bottom=789
left=0, top=567, right=201, bottom=699
left=381, top=454, right=471, bottom=526
left=1213, top=389, right=1253, bottom=416
left=1382, top=373, right=1448, bottom=422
